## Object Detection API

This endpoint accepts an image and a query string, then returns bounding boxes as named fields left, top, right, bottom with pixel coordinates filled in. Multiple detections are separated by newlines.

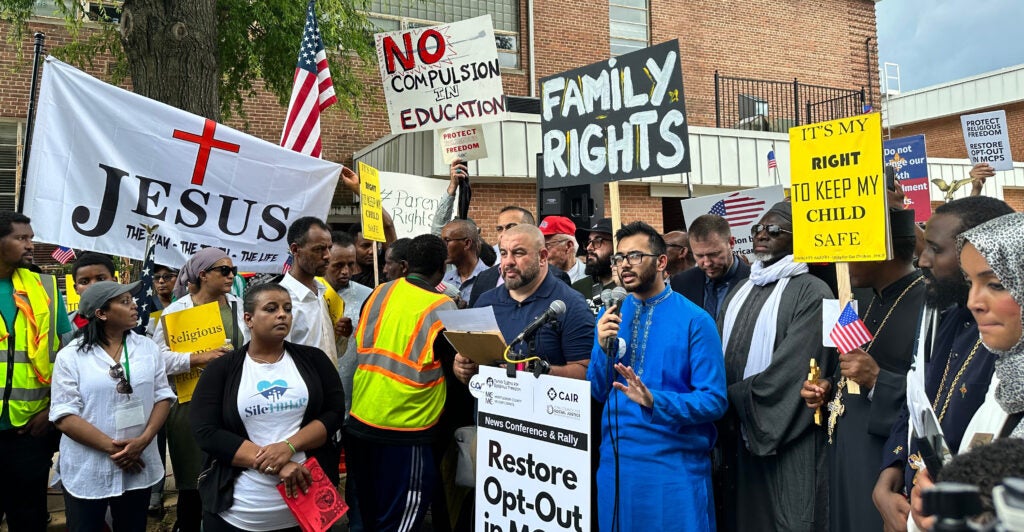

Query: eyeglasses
left=611, top=251, right=659, bottom=266
left=750, top=224, right=793, bottom=237
left=495, top=222, right=519, bottom=233
left=205, top=265, right=238, bottom=277
left=544, top=238, right=571, bottom=249
left=108, top=363, right=133, bottom=394
left=153, top=274, right=177, bottom=282
left=586, top=236, right=610, bottom=248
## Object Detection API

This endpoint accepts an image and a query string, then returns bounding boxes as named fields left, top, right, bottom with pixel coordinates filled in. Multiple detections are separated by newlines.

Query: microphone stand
left=505, top=323, right=554, bottom=378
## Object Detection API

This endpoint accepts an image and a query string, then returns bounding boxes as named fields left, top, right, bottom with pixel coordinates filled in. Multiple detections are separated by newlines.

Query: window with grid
left=0, top=122, right=23, bottom=213
left=609, top=0, right=648, bottom=57
left=368, top=0, right=520, bottom=69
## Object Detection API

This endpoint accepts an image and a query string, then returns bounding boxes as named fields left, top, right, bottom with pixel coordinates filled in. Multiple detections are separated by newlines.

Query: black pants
left=0, top=428, right=55, bottom=531
left=201, top=512, right=301, bottom=532
left=63, top=487, right=150, bottom=532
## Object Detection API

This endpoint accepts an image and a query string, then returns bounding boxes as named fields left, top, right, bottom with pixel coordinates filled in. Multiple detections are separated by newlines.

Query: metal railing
left=714, top=71, right=865, bottom=132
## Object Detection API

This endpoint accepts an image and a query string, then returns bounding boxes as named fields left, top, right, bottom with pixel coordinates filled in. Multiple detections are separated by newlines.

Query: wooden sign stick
left=835, top=262, right=860, bottom=394
left=609, top=182, right=622, bottom=254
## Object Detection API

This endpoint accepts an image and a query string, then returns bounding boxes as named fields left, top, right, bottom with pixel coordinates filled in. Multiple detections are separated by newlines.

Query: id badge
left=114, top=398, right=146, bottom=433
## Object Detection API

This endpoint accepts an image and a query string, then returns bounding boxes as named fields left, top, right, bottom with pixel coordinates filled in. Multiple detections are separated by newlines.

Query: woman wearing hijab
left=154, top=247, right=249, bottom=531
left=50, top=281, right=175, bottom=531
left=191, top=283, right=344, bottom=532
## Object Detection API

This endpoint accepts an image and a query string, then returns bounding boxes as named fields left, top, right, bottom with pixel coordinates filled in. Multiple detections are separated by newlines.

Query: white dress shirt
left=280, top=273, right=338, bottom=364
left=336, top=281, right=373, bottom=416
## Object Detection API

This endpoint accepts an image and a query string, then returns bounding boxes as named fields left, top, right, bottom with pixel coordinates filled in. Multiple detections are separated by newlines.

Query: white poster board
left=437, top=125, right=488, bottom=164
left=961, top=110, right=1014, bottom=171
left=377, top=171, right=455, bottom=238
left=470, top=366, right=590, bottom=532
left=375, top=15, right=506, bottom=134
left=679, top=185, right=785, bottom=258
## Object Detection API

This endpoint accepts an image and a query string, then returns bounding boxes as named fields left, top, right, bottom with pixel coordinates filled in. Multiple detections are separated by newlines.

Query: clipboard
left=443, top=330, right=507, bottom=366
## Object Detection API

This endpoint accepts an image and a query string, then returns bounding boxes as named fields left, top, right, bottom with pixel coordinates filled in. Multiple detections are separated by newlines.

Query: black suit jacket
left=468, top=265, right=571, bottom=307
left=669, top=259, right=751, bottom=309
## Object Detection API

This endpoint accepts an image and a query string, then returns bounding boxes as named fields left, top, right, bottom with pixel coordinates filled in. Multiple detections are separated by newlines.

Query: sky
left=876, top=0, right=1024, bottom=93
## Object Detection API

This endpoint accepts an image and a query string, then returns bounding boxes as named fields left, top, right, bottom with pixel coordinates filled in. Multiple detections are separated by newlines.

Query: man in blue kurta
left=589, top=221, right=728, bottom=532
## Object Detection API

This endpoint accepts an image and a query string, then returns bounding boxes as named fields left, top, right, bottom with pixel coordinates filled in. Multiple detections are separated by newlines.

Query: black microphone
left=510, top=300, right=567, bottom=346
left=603, top=287, right=628, bottom=356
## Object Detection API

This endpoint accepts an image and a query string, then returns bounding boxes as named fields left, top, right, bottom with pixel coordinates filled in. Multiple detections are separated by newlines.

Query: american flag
left=282, top=254, right=294, bottom=275
left=829, top=302, right=873, bottom=354
left=51, top=246, right=75, bottom=264
left=708, top=192, right=767, bottom=226
left=767, top=150, right=778, bottom=170
left=279, top=0, right=337, bottom=158
left=132, top=230, right=159, bottom=333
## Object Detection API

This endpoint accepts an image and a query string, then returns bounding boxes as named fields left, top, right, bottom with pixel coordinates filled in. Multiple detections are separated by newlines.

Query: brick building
left=1, top=0, right=883, bottom=245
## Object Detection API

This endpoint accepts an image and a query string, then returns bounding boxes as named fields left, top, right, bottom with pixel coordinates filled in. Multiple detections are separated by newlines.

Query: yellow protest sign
left=789, top=113, right=889, bottom=262
left=64, top=274, right=80, bottom=313
left=161, top=301, right=227, bottom=403
left=358, top=162, right=386, bottom=242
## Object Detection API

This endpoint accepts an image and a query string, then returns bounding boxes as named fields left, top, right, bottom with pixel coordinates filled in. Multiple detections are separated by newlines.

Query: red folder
left=276, top=457, right=349, bottom=532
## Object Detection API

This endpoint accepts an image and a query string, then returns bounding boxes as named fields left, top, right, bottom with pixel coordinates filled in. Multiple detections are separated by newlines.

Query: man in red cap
left=539, top=215, right=585, bottom=283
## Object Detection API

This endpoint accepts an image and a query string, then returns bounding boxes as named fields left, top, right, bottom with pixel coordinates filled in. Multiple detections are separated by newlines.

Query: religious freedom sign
left=789, top=113, right=889, bottom=262
left=679, top=185, right=785, bottom=258
left=24, top=58, right=340, bottom=273
left=960, top=110, right=1013, bottom=171
left=375, top=15, right=506, bottom=134
left=883, top=135, right=930, bottom=223
left=471, top=366, right=590, bottom=532
left=540, top=40, right=689, bottom=186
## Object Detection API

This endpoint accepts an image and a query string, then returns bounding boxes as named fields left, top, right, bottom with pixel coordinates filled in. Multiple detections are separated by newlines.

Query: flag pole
left=17, top=33, right=46, bottom=213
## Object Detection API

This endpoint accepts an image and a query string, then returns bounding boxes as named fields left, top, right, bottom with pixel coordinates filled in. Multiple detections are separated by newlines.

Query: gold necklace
left=248, top=350, right=285, bottom=364
left=932, top=338, right=983, bottom=423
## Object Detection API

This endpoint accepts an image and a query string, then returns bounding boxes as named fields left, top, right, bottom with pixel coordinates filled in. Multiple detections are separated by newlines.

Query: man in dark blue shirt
left=670, top=214, right=749, bottom=320
left=453, top=224, right=594, bottom=382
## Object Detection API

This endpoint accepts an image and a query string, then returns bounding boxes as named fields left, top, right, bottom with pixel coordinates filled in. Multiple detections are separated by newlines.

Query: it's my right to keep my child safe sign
left=789, top=113, right=890, bottom=263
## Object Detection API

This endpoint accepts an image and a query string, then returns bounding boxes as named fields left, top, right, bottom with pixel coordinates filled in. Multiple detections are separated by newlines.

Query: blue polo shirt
left=474, top=269, right=594, bottom=365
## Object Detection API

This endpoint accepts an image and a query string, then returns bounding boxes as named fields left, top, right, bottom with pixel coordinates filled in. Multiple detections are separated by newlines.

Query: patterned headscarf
left=958, top=212, right=1024, bottom=419
left=173, top=247, right=230, bottom=299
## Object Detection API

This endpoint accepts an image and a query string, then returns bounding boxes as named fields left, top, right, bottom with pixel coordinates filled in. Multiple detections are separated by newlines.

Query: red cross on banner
left=172, top=119, right=241, bottom=186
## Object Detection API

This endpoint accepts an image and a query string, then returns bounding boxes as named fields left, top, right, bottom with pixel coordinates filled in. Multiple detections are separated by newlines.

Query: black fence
left=714, top=71, right=865, bottom=132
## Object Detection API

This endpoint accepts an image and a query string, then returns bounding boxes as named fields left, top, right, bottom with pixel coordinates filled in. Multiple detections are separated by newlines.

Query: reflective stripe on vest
left=350, top=279, right=454, bottom=431
left=0, top=270, right=59, bottom=426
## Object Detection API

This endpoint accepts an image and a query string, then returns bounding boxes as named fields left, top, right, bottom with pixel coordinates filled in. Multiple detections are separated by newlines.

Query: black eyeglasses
left=495, top=222, right=519, bottom=233
left=587, top=236, right=610, bottom=248
left=108, top=363, right=133, bottom=394
left=611, top=251, right=659, bottom=266
left=750, top=224, right=793, bottom=237
left=153, top=274, right=177, bottom=282
left=205, top=265, right=238, bottom=277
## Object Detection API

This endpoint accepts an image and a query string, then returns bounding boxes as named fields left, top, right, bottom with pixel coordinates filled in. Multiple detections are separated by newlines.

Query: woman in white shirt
left=50, top=281, right=175, bottom=531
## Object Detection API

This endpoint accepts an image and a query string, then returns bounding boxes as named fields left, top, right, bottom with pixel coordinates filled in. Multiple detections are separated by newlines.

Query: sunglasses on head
left=205, top=265, right=238, bottom=277
left=108, top=363, right=133, bottom=394
left=750, top=224, right=792, bottom=237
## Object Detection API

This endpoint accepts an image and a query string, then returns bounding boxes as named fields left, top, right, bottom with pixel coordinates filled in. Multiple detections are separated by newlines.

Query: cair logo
left=547, top=387, right=579, bottom=403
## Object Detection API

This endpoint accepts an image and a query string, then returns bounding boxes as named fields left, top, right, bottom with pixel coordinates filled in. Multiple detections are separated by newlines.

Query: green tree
left=1, top=0, right=377, bottom=121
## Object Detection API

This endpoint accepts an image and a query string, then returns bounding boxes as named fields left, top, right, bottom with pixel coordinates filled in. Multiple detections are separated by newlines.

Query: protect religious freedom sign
left=375, top=15, right=506, bottom=134
left=540, top=39, right=689, bottom=186
left=23, top=57, right=340, bottom=273
left=470, top=366, right=590, bottom=532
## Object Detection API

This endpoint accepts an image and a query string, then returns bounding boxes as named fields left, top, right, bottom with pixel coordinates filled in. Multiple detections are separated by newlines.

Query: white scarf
left=721, top=255, right=809, bottom=379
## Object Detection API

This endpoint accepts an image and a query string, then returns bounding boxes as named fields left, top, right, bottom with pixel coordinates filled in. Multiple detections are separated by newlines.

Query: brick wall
left=1003, top=188, right=1024, bottom=212
left=889, top=100, right=1024, bottom=162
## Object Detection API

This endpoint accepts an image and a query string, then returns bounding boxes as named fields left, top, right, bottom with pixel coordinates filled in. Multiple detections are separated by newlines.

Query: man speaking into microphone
left=590, top=221, right=727, bottom=532
left=453, top=224, right=594, bottom=382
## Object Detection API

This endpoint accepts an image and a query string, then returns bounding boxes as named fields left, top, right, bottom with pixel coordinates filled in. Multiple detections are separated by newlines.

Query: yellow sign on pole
left=789, top=112, right=889, bottom=263
left=161, top=301, right=228, bottom=403
left=358, top=162, right=387, bottom=243
left=64, top=274, right=80, bottom=313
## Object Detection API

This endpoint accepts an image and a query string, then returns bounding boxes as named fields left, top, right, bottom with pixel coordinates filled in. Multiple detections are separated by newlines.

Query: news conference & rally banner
left=24, top=57, right=341, bottom=273
left=471, top=366, right=590, bottom=532
left=375, top=15, right=506, bottom=134
left=540, top=39, right=690, bottom=186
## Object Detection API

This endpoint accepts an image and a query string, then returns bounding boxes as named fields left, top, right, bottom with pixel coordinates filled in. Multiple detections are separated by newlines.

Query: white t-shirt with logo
left=220, top=352, right=309, bottom=531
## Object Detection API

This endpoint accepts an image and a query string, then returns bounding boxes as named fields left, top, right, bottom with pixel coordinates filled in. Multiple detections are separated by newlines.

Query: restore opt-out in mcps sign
left=540, top=40, right=689, bottom=186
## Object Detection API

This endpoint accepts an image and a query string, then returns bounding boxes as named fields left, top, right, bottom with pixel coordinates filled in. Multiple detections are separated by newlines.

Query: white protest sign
left=437, top=126, right=488, bottom=164
left=23, top=57, right=340, bottom=273
left=378, top=171, right=456, bottom=238
left=471, top=366, right=590, bottom=532
left=375, top=15, right=506, bottom=134
left=961, top=110, right=1013, bottom=171
left=680, top=185, right=785, bottom=258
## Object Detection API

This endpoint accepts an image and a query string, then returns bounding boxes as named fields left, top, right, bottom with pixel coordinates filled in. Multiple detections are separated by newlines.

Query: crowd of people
left=0, top=160, right=1022, bottom=532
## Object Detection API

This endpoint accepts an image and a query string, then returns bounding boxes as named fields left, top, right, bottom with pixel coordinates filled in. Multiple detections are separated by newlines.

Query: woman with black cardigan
left=191, top=283, right=344, bottom=532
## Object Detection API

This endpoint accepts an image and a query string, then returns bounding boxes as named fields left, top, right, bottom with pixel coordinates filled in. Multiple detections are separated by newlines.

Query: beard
left=924, top=271, right=970, bottom=309
left=504, top=260, right=540, bottom=290
left=753, top=252, right=772, bottom=263
left=585, top=256, right=612, bottom=278
left=627, top=265, right=659, bottom=295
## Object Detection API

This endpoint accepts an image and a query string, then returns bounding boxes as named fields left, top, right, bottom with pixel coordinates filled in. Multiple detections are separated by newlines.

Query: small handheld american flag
left=767, top=150, right=778, bottom=170
left=280, top=0, right=337, bottom=158
left=51, top=246, right=76, bottom=265
left=830, top=302, right=873, bottom=354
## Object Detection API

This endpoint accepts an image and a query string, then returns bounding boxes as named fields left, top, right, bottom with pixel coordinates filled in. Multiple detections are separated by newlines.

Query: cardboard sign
left=438, top=126, right=488, bottom=164
left=679, top=186, right=785, bottom=258
left=472, top=366, right=590, bottom=532
left=162, top=301, right=227, bottom=403
left=357, top=162, right=386, bottom=243
left=961, top=110, right=1013, bottom=171
left=64, top=274, right=80, bottom=313
left=884, top=135, right=930, bottom=223
left=789, top=113, right=889, bottom=262
left=377, top=171, right=455, bottom=239
left=375, top=15, right=506, bottom=134
left=540, top=40, right=689, bottom=186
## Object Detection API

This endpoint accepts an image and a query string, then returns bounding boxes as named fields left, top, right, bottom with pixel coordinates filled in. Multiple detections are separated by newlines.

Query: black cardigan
left=190, top=341, right=345, bottom=514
